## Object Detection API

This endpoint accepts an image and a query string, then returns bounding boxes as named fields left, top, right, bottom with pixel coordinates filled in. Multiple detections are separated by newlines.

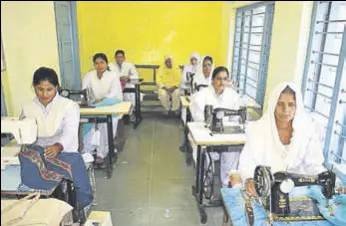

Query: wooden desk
left=240, top=95, right=262, bottom=109
left=1, top=198, right=73, bottom=226
left=188, top=121, right=246, bottom=224
left=80, top=102, right=131, bottom=179
left=1, top=165, right=66, bottom=196
left=80, top=102, right=132, bottom=115
left=188, top=122, right=246, bottom=146
left=123, top=79, right=143, bottom=129
left=179, top=96, right=192, bottom=153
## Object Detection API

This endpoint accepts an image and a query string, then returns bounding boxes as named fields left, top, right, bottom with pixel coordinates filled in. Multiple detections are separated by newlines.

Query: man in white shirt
left=109, top=50, right=139, bottom=120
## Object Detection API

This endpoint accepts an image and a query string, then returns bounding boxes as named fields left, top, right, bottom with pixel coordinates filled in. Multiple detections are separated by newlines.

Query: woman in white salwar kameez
left=238, top=82, right=326, bottom=196
left=190, top=66, right=243, bottom=189
left=21, top=67, right=80, bottom=158
left=82, top=53, right=123, bottom=164
left=193, top=56, right=214, bottom=90
left=180, top=52, right=200, bottom=90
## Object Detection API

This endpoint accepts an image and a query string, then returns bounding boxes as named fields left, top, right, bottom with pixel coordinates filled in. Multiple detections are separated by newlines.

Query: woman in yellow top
left=157, top=55, right=182, bottom=115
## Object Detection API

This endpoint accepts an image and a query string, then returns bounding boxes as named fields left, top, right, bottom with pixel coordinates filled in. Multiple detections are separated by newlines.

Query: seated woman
left=20, top=67, right=92, bottom=209
left=180, top=52, right=200, bottom=90
left=193, top=56, right=214, bottom=91
left=83, top=53, right=123, bottom=164
left=190, top=66, right=243, bottom=188
left=157, top=55, right=182, bottom=115
left=238, top=82, right=326, bottom=196
left=21, top=67, right=80, bottom=157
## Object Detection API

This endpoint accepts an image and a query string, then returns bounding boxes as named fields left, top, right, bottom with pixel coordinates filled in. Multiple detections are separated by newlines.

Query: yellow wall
left=76, top=1, right=230, bottom=83
left=228, top=1, right=313, bottom=110
left=1, top=1, right=60, bottom=116
left=1, top=1, right=314, bottom=114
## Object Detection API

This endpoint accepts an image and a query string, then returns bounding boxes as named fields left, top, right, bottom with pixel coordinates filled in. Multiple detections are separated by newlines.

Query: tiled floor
left=91, top=116, right=224, bottom=226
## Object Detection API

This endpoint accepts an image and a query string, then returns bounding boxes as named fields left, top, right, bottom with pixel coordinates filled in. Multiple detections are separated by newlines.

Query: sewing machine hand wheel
left=254, top=165, right=273, bottom=197
left=58, top=88, right=70, bottom=98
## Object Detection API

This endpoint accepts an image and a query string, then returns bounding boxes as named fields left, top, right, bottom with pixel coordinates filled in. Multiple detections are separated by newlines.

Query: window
left=231, top=2, right=275, bottom=107
left=302, top=1, right=346, bottom=178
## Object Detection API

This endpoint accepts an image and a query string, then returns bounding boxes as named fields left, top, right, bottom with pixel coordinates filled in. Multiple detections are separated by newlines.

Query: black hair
left=93, top=53, right=108, bottom=64
left=212, top=66, right=229, bottom=80
left=93, top=53, right=110, bottom=71
left=281, top=85, right=296, bottom=100
left=203, top=56, right=213, bottom=64
left=32, top=67, right=60, bottom=87
left=115, top=49, right=125, bottom=57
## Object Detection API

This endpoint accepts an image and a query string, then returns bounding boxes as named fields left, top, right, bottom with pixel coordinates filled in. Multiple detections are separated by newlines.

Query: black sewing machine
left=58, top=87, right=95, bottom=108
left=184, top=72, right=196, bottom=95
left=204, top=105, right=247, bottom=134
left=254, top=165, right=336, bottom=221
left=196, top=84, right=208, bottom=92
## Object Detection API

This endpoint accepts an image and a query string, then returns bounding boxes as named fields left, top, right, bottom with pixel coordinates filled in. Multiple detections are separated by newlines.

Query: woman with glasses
left=109, top=49, right=140, bottom=121
left=190, top=66, right=243, bottom=189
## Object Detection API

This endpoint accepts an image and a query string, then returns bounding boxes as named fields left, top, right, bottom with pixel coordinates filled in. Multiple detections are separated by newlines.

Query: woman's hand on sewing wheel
left=44, top=144, right=61, bottom=158
left=245, top=178, right=258, bottom=198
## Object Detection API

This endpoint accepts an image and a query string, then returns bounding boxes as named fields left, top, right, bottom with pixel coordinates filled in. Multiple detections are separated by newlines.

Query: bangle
left=245, top=178, right=253, bottom=188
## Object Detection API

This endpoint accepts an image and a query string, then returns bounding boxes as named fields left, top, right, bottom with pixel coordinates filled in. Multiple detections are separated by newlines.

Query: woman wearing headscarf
left=193, top=55, right=214, bottom=91
left=238, top=82, right=326, bottom=196
left=180, top=52, right=200, bottom=89
left=157, top=55, right=182, bottom=115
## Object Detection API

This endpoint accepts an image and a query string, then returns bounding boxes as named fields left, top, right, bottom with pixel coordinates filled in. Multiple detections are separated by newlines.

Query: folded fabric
left=82, top=97, right=122, bottom=137
left=306, top=183, right=346, bottom=226
left=221, top=187, right=334, bottom=226
left=19, top=145, right=93, bottom=209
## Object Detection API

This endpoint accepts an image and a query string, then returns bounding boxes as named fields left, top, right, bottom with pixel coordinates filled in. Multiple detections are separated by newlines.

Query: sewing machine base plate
left=212, top=126, right=245, bottom=135
left=269, top=197, right=325, bottom=222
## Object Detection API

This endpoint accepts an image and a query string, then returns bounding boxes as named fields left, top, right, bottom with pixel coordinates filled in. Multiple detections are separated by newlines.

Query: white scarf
left=194, top=55, right=214, bottom=87
left=183, top=52, right=200, bottom=74
left=243, top=82, right=317, bottom=174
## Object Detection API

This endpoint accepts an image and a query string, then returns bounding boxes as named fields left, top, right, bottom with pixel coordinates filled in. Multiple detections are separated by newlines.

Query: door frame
left=54, top=1, right=82, bottom=89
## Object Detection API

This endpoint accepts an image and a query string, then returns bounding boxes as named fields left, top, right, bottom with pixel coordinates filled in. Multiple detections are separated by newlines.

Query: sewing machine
left=184, top=72, right=196, bottom=95
left=58, top=87, right=95, bottom=108
left=1, top=117, right=37, bottom=169
left=204, top=105, right=247, bottom=134
left=1, top=117, right=37, bottom=145
left=253, top=165, right=337, bottom=221
left=196, top=84, right=208, bottom=92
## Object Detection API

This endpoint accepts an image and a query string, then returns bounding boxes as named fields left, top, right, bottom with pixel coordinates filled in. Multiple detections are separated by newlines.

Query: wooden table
left=123, top=78, right=144, bottom=129
left=180, top=96, right=193, bottom=153
left=80, top=101, right=131, bottom=179
left=188, top=122, right=246, bottom=224
left=239, top=95, right=262, bottom=109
